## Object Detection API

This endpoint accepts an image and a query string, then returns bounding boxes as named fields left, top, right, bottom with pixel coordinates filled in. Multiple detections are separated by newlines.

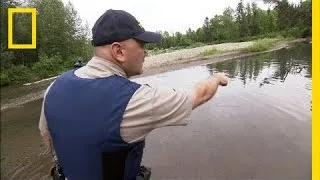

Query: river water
left=1, top=43, right=311, bottom=179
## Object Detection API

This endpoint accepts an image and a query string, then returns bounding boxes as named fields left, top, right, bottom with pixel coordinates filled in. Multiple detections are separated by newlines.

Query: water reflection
left=206, top=43, right=312, bottom=88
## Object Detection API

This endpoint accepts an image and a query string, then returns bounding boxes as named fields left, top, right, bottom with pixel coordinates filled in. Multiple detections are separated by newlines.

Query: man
left=39, top=9, right=229, bottom=180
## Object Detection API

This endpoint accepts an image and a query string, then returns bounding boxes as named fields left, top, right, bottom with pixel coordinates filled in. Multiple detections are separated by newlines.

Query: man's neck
left=93, top=47, right=129, bottom=77
left=93, top=55, right=128, bottom=78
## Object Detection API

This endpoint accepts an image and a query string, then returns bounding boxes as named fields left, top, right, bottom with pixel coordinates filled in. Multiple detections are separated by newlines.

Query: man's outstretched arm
left=192, top=73, right=229, bottom=109
left=120, top=73, right=229, bottom=143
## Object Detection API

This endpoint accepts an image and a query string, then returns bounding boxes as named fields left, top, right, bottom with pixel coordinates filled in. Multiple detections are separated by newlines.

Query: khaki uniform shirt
left=39, top=56, right=193, bottom=143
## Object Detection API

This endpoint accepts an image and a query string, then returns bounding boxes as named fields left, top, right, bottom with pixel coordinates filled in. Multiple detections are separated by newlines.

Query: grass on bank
left=197, top=36, right=290, bottom=57
left=240, top=38, right=282, bottom=53
left=199, top=38, right=284, bottom=57
left=147, top=42, right=206, bottom=56
left=200, top=48, right=221, bottom=56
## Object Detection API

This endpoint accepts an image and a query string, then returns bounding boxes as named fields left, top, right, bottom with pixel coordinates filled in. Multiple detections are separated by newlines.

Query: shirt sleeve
left=38, top=99, right=48, bottom=132
left=120, top=84, right=194, bottom=143
left=38, top=82, right=54, bottom=133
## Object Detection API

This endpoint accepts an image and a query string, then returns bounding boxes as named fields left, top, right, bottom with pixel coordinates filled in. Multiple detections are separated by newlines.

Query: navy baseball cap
left=91, top=9, right=162, bottom=46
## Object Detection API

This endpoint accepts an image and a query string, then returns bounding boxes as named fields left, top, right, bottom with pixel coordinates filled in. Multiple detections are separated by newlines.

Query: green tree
left=267, top=8, right=277, bottom=33
left=223, top=7, right=238, bottom=41
left=246, top=3, right=252, bottom=36
left=251, top=2, right=261, bottom=36
left=236, top=0, right=250, bottom=38
left=1, top=0, right=38, bottom=66
left=203, top=17, right=212, bottom=43
left=296, top=0, right=312, bottom=37
left=195, top=28, right=205, bottom=43
left=1, top=1, right=18, bottom=67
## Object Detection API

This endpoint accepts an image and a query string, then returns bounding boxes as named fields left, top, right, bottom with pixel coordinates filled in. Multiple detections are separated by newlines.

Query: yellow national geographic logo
left=8, top=8, right=37, bottom=49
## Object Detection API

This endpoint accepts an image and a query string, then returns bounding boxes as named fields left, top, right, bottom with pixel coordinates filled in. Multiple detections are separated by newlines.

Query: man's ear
left=111, top=42, right=125, bottom=63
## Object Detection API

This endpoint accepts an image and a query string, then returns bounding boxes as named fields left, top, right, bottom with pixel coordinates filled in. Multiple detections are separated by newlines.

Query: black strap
left=102, top=148, right=130, bottom=180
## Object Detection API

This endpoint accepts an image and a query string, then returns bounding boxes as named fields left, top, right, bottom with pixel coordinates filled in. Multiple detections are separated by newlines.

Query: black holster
left=137, top=166, right=152, bottom=180
left=50, top=164, right=65, bottom=180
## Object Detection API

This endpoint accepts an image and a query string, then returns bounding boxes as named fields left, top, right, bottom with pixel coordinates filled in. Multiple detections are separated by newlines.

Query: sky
left=61, top=0, right=301, bottom=35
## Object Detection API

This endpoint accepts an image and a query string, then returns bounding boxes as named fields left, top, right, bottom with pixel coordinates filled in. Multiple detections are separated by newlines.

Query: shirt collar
left=85, top=56, right=127, bottom=78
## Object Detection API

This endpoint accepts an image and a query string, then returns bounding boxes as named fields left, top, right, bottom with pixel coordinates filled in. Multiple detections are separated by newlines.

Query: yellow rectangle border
left=8, top=8, right=36, bottom=49
left=312, top=0, right=319, bottom=179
